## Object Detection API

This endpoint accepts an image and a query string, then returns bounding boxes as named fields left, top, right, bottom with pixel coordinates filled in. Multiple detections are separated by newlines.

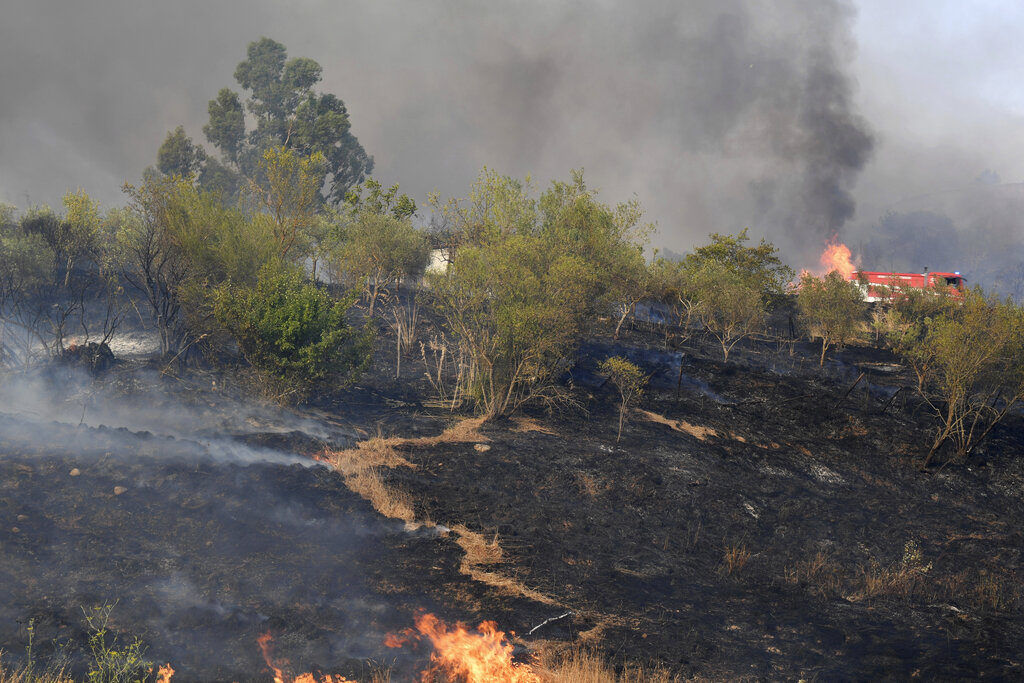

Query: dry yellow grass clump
left=0, top=669, right=72, bottom=683
left=636, top=409, right=717, bottom=441
left=320, top=436, right=417, bottom=524
left=451, top=523, right=558, bottom=606
left=322, top=418, right=557, bottom=605
left=535, top=647, right=684, bottom=682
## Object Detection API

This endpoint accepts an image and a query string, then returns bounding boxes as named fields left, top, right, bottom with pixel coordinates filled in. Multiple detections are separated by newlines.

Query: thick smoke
left=0, top=0, right=877, bottom=265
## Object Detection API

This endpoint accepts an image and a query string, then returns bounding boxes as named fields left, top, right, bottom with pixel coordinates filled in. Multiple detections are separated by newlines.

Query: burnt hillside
left=0, top=321, right=1022, bottom=680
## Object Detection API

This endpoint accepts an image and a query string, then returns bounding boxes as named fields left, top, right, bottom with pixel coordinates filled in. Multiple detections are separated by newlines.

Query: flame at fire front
left=258, top=632, right=355, bottom=683
left=388, top=613, right=541, bottom=683
left=154, top=664, right=174, bottom=683
left=819, top=239, right=857, bottom=279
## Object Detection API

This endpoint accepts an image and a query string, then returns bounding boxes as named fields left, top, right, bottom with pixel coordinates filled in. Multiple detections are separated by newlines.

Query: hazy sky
left=1, top=0, right=1022, bottom=269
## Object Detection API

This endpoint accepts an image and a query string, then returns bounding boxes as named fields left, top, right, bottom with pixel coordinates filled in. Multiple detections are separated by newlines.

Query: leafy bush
left=689, top=261, right=765, bottom=362
left=797, top=270, right=867, bottom=365
left=214, top=264, right=373, bottom=402
left=333, top=212, right=430, bottom=316
left=887, top=287, right=1024, bottom=467
left=683, top=228, right=794, bottom=308
left=426, top=169, right=650, bottom=418
left=599, top=356, right=648, bottom=442
left=428, top=234, right=593, bottom=418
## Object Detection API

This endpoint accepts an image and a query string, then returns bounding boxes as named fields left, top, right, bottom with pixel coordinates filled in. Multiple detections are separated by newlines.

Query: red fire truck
left=847, top=270, right=966, bottom=303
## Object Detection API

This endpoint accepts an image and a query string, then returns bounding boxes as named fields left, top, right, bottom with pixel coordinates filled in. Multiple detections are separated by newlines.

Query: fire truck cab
left=849, top=271, right=966, bottom=303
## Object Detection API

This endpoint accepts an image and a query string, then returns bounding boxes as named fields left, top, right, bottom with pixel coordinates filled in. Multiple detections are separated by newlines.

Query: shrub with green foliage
left=82, top=604, right=152, bottom=683
left=214, top=264, right=373, bottom=402
left=797, top=270, right=867, bottom=365
left=683, top=228, right=794, bottom=308
left=887, top=287, right=1024, bottom=467
left=333, top=211, right=430, bottom=317
left=689, top=260, right=765, bottom=362
left=429, top=233, right=594, bottom=418
left=599, top=356, right=648, bottom=442
left=427, top=169, right=648, bottom=418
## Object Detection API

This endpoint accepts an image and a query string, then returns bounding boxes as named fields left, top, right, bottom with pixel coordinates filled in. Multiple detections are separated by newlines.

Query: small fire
left=154, top=664, right=174, bottom=682
left=258, top=632, right=354, bottom=683
left=387, top=613, right=540, bottom=683
left=819, top=237, right=857, bottom=280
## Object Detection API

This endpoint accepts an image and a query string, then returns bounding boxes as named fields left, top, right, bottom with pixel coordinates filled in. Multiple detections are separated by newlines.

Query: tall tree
left=199, top=37, right=373, bottom=204
left=156, top=126, right=207, bottom=179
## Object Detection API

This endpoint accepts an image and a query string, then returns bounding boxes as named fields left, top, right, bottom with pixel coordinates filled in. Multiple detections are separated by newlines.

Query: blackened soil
left=378, top=328, right=1024, bottom=681
left=0, top=399, right=548, bottom=681
left=2, top=320, right=1024, bottom=681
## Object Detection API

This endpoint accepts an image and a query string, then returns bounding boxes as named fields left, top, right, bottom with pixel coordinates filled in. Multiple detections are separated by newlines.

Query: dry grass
left=322, top=419, right=559, bottom=606
left=451, top=523, right=558, bottom=606
left=452, top=523, right=504, bottom=566
left=398, top=415, right=489, bottom=447
left=576, top=473, right=605, bottom=498
left=318, top=419, right=488, bottom=525
left=721, top=544, right=751, bottom=576
left=967, top=570, right=1018, bottom=611
left=856, top=562, right=919, bottom=601
left=853, top=540, right=933, bottom=602
left=783, top=551, right=844, bottom=598
left=322, top=436, right=415, bottom=474
left=347, top=467, right=417, bottom=523
left=535, top=646, right=683, bottom=682
left=636, top=409, right=717, bottom=441
left=0, top=661, right=73, bottom=683
left=511, top=416, right=559, bottom=435
left=319, top=436, right=418, bottom=523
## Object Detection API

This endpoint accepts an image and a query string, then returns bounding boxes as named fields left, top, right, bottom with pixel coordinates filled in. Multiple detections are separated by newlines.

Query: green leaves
left=427, top=169, right=649, bottom=417
left=797, top=270, right=867, bottom=365
left=333, top=210, right=430, bottom=316
left=891, top=287, right=1024, bottom=465
left=213, top=263, right=372, bottom=402
left=203, top=89, right=245, bottom=165
left=156, top=125, right=207, bottom=178
left=222, top=38, right=371, bottom=202
left=684, top=228, right=794, bottom=307
left=599, top=356, right=648, bottom=442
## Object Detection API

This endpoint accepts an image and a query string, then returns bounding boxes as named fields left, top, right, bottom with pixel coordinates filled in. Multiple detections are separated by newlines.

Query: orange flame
left=388, top=613, right=541, bottom=683
left=257, top=632, right=355, bottom=683
left=819, top=238, right=857, bottom=279
left=154, top=664, right=174, bottom=682
left=257, top=632, right=287, bottom=683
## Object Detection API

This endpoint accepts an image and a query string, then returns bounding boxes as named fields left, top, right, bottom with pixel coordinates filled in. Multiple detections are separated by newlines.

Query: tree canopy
left=157, top=37, right=372, bottom=206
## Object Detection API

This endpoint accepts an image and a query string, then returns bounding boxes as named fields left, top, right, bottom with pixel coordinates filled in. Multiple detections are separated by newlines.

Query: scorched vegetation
left=1, top=35, right=1024, bottom=683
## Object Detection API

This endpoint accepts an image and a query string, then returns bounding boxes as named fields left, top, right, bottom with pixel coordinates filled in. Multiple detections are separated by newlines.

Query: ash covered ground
left=1, top=319, right=1023, bottom=680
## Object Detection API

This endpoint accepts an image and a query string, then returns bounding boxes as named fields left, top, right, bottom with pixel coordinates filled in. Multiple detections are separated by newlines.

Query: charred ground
left=1, top=317, right=1023, bottom=681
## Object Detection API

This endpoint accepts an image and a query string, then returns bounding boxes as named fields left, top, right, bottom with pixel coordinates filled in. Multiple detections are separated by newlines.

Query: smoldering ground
left=0, top=366, right=485, bottom=679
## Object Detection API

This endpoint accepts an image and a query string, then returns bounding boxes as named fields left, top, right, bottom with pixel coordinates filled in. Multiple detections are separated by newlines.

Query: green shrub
left=599, top=356, right=648, bottom=442
left=214, top=263, right=373, bottom=402
left=82, top=604, right=151, bottom=683
left=797, top=270, right=867, bottom=365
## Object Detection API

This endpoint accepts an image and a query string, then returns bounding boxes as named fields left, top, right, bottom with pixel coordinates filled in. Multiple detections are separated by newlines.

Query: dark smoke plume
left=0, top=0, right=875, bottom=263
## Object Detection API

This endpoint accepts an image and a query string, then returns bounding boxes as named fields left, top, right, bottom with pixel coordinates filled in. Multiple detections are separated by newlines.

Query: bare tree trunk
left=614, top=301, right=636, bottom=340
left=617, top=402, right=626, bottom=442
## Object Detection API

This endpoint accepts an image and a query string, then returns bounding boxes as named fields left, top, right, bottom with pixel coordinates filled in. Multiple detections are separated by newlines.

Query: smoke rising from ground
left=0, top=1, right=1020, bottom=274
left=0, top=365, right=355, bottom=466
left=0, top=365, right=432, bottom=677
